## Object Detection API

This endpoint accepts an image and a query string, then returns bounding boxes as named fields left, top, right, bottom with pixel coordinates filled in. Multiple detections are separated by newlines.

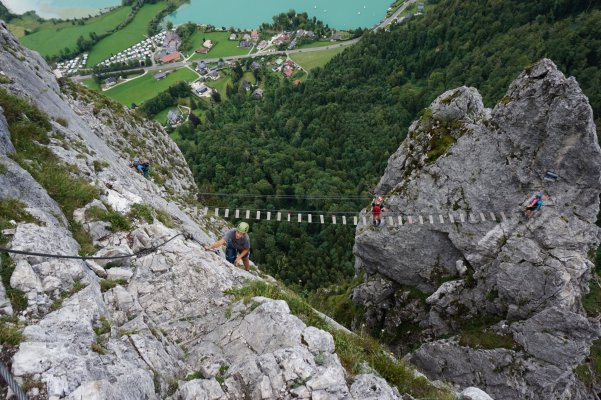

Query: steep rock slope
left=0, top=23, right=405, bottom=400
left=353, top=59, right=601, bottom=399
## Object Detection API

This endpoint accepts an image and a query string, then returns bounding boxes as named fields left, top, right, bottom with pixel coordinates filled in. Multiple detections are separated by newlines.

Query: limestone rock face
left=0, top=24, right=404, bottom=400
left=353, top=59, right=601, bottom=399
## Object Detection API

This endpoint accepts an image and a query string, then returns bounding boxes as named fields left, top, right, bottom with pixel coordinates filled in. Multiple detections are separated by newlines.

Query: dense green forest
left=175, top=0, right=601, bottom=290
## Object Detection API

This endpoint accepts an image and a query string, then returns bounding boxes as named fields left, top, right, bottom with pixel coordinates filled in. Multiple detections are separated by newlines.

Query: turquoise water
left=3, top=0, right=121, bottom=19
left=166, top=0, right=392, bottom=29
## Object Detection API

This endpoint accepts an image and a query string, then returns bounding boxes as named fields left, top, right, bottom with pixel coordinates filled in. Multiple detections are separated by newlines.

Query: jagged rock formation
left=0, top=22, right=412, bottom=400
left=353, top=59, right=601, bottom=399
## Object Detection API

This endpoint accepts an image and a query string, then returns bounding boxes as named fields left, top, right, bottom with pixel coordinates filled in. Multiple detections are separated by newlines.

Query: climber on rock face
left=524, top=193, right=546, bottom=218
left=205, top=222, right=251, bottom=270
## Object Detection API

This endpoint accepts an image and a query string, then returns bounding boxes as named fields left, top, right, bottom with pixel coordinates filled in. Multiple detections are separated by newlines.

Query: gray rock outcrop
left=353, top=59, right=601, bottom=399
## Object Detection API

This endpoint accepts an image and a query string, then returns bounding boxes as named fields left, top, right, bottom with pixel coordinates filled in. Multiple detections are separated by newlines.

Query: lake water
left=3, top=0, right=121, bottom=19
left=3, top=0, right=392, bottom=29
left=166, top=0, right=393, bottom=30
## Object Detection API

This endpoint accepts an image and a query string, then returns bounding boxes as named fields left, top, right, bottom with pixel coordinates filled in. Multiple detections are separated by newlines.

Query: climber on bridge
left=523, top=193, right=545, bottom=218
left=371, top=195, right=385, bottom=226
left=205, top=222, right=251, bottom=270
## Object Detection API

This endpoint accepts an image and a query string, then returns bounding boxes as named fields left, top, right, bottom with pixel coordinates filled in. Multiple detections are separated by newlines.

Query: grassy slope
left=104, top=68, right=198, bottom=105
left=17, top=7, right=132, bottom=58
left=289, top=47, right=346, bottom=71
left=189, top=31, right=251, bottom=60
left=82, top=78, right=101, bottom=91
left=86, top=2, right=167, bottom=66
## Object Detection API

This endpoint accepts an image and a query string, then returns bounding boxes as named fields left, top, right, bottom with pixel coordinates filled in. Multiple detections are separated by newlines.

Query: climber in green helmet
left=205, top=221, right=251, bottom=270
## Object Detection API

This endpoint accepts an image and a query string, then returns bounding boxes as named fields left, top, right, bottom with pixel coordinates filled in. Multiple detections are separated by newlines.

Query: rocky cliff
left=0, top=23, right=418, bottom=400
left=353, top=59, right=601, bottom=399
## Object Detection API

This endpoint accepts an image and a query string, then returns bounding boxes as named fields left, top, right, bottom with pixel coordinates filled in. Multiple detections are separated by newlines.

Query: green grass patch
left=296, top=40, right=335, bottom=50
left=457, top=315, right=520, bottom=350
left=86, top=3, right=167, bottom=67
left=582, top=273, right=601, bottom=317
left=0, top=163, right=7, bottom=174
left=188, top=31, right=251, bottom=60
left=105, top=68, right=197, bottom=106
left=49, top=280, right=88, bottom=311
left=309, top=276, right=365, bottom=329
left=0, top=198, right=36, bottom=244
left=93, top=159, right=110, bottom=172
left=0, top=316, right=24, bottom=346
left=0, top=253, right=28, bottom=313
left=83, top=79, right=101, bottom=91
left=289, top=47, right=346, bottom=71
left=128, top=203, right=154, bottom=224
left=575, top=338, right=601, bottom=389
left=155, top=209, right=175, bottom=228
left=17, top=6, right=133, bottom=59
left=226, top=280, right=455, bottom=400
left=86, top=205, right=131, bottom=232
left=426, top=128, right=456, bottom=163
left=94, top=316, right=111, bottom=336
left=99, top=278, right=129, bottom=292
left=0, top=89, right=100, bottom=243
left=153, top=107, right=171, bottom=125
left=205, top=74, right=233, bottom=100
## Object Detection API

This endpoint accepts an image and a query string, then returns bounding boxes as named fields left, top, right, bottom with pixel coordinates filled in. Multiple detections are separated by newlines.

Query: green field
left=16, top=7, right=132, bottom=58
left=205, top=73, right=233, bottom=100
left=153, top=107, right=171, bottom=125
left=86, top=2, right=167, bottom=66
left=289, top=47, right=346, bottom=71
left=104, top=67, right=198, bottom=106
left=188, top=31, right=251, bottom=60
left=297, top=40, right=333, bottom=50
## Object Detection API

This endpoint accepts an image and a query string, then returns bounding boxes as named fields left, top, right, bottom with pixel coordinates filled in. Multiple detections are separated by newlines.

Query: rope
left=0, top=234, right=184, bottom=261
left=0, top=362, right=27, bottom=400
left=197, top=191, right=372, bottom=200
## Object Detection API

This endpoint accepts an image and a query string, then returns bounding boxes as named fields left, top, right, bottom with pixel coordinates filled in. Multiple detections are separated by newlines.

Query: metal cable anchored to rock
left=0, top=361, right=27, bottom=400
left=0, top=233, right=184, bottom=260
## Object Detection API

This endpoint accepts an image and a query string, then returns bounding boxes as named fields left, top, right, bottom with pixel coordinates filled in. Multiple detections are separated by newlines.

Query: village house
left=257, top=40, right=268, bottom=50
left=251, top=61, right=261, bottom=70
left=229, top=33, right=237, bottom=40
left=104, top=77, right=117, bottom=87
left=209, top=70, right=220, bottom=80
left=252, top=88, right=264, bottom=98
left=288, top=39, right=297, bottom=50
left=203, top=40, right=214, bottom=49
left=331, top=34, right=342, bottom=41
left=243, top=33, right=251, bottom=41
left=195, top=47, right=209, bottom=54
left=283, top=66, right=293, bottom=78
left=193, top=85, right=209, bottom=96
left=160, top=51, right=182, bottom=64
left=293, top=79, right=302, bottom=87
left=239, top=40, right=252, bottom=48
left=167, top=109, right=182, bottom=125
left=251, top=30, right=259, bottom=41
left=417, top=2, right=424, bottom=13
left=163, top=31, right=181, bottom=54
left=154, top=71, right=168, bottom=80
left=241, top=80, right=251, bottom=91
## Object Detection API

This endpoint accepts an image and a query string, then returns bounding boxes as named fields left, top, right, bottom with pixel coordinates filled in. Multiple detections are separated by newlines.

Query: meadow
left=187, top=31, right=252, bottom=60
left=104, top=67, right=198, bottom=106
left=289, top=47, right=346, bottom=71
left=15, top=6, right=132, bottom=58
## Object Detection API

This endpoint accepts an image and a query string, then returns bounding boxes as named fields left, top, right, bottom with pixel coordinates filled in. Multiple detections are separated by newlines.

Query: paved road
left=72, top=1, right=413, bottom=83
